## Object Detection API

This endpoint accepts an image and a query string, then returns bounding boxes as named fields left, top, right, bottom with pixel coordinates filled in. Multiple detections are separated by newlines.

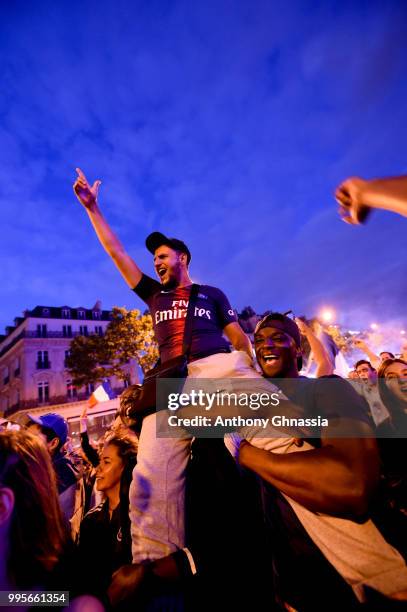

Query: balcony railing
left=38, top=396, right=50, bottom=404
left=7, top=403, right=20, bottom=413
left=29, top=331, right=100, bottom=339
left=1, top=329, right=105, bottom=358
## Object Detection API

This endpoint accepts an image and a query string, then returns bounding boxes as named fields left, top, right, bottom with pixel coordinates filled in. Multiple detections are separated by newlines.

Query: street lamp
left=320, top=308, right=335, bottom=324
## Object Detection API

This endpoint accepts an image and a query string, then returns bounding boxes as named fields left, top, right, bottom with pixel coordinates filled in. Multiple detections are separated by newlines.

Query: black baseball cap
left=254, top=312, right=303, bottom=371
left=145, top=232, right=191, bottom=265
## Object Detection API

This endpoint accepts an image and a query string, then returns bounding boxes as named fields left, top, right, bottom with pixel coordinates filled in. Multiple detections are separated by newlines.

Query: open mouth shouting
left=398, top=379, right=407, bottom=395
left=258, top=350, right=283, bottom=375
left=157, top=266, right=167, bottom=281
left=262, top=352, right=280, bottom=364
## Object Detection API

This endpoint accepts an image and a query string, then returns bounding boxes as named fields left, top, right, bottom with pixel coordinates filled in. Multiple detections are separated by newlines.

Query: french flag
left=88, top=380, right=115, bottom=408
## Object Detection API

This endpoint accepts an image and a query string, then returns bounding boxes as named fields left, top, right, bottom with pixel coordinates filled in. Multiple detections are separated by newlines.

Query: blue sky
left=1, top=0, right=406, bottom=334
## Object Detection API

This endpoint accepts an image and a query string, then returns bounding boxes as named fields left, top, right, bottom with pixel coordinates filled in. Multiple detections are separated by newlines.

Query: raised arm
left=353, top=339, right=380, bottom=369
left=79, top=406, right=100, bottom=468
left=295, top=318, right=333, bottom=377
left=73, top=168, right=143, bottom=288
left=335, top=175, right=407, bottom=225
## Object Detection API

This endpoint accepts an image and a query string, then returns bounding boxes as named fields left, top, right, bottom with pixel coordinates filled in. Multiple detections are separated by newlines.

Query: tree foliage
left=65, top=334, right=106, bottom=388
left=66, top=307, right=158, bottom=388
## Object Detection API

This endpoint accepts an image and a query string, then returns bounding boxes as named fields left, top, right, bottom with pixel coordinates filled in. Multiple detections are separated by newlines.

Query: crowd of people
left=0, top=170, right=406, bottom=611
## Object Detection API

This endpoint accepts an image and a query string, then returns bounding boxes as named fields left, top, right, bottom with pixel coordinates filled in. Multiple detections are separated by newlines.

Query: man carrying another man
left=235, top=313, right=407, bottom=609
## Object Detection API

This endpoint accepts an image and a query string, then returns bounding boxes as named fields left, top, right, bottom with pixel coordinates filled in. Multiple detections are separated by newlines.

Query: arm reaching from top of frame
left=335, top=175, right=407, bottom=225
left=73, top=168, right=143, bottom=288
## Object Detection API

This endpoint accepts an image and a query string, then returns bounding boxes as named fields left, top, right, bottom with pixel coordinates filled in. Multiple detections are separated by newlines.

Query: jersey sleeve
left=211, top=287, right=238, bottom=328
left=132, top=273, right=162, bottom=307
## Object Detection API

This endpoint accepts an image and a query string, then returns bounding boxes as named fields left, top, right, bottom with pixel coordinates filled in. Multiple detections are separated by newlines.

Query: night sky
left=1, top=0, right=406, bottom=335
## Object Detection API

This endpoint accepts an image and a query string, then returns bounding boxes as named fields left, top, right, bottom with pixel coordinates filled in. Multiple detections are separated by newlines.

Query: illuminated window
left=38, top=381, right=49, bottom=403
left=66, top=379, right=77, bottom=399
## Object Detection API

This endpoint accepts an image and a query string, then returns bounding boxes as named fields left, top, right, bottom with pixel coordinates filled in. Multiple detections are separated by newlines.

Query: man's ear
left=0, top=487, right=15, bottom=525
left=48, top=437, right=60, bottom=454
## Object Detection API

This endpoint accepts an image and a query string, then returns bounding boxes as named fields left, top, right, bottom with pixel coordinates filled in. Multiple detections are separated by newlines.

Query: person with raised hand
left=353, top=338, right=381, bottom=370
left=335, top=175, right=407, bottom=225
left=294, top=316, right=333, bottom=377
left=73, top=168, right=143, bottom=288
left=72, top=168, right=269, bottom=590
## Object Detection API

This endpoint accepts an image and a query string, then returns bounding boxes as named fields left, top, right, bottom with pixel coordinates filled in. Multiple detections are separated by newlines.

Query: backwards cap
left=145, top=232, right=191, bottom=265
left=254, top=312, right=303, bottom=370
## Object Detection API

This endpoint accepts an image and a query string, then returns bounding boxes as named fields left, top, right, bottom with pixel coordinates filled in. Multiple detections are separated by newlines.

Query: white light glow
left=320, top=308, right=335, bottom=323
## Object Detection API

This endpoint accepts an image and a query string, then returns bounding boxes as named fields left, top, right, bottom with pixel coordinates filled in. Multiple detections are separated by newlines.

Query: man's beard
left=162, top=262, right=182, bottom=290
left=162, top=276, right=179, bottom=290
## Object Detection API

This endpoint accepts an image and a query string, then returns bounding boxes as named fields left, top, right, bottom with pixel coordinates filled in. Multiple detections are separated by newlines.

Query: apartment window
left=94, top=326, right=103, bottom=336
left=77, top=310, right=85, bottom=319
left=36, top=324, right=47, bottom=338
left=38, top=381, right=49, bottom=403
left=79, top=325, right=88, bottom=336
left=14, top=357, right=20, bottom=377
left=92, top=310, right=101, bottom=320
left=3, top=366, right=9, bottom=385
left=64, top=350, right=71, bottom=367
left=66, top=379, right=77, bottom=399
left=62, top=308, right=71, bottom=318
left=37, top=351, right=50, bottom=369
left=63, top=325, right=72, bottom=338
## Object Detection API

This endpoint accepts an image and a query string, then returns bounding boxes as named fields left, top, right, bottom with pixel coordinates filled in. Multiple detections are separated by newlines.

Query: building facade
left=0, top=303, right=140, bottom=417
